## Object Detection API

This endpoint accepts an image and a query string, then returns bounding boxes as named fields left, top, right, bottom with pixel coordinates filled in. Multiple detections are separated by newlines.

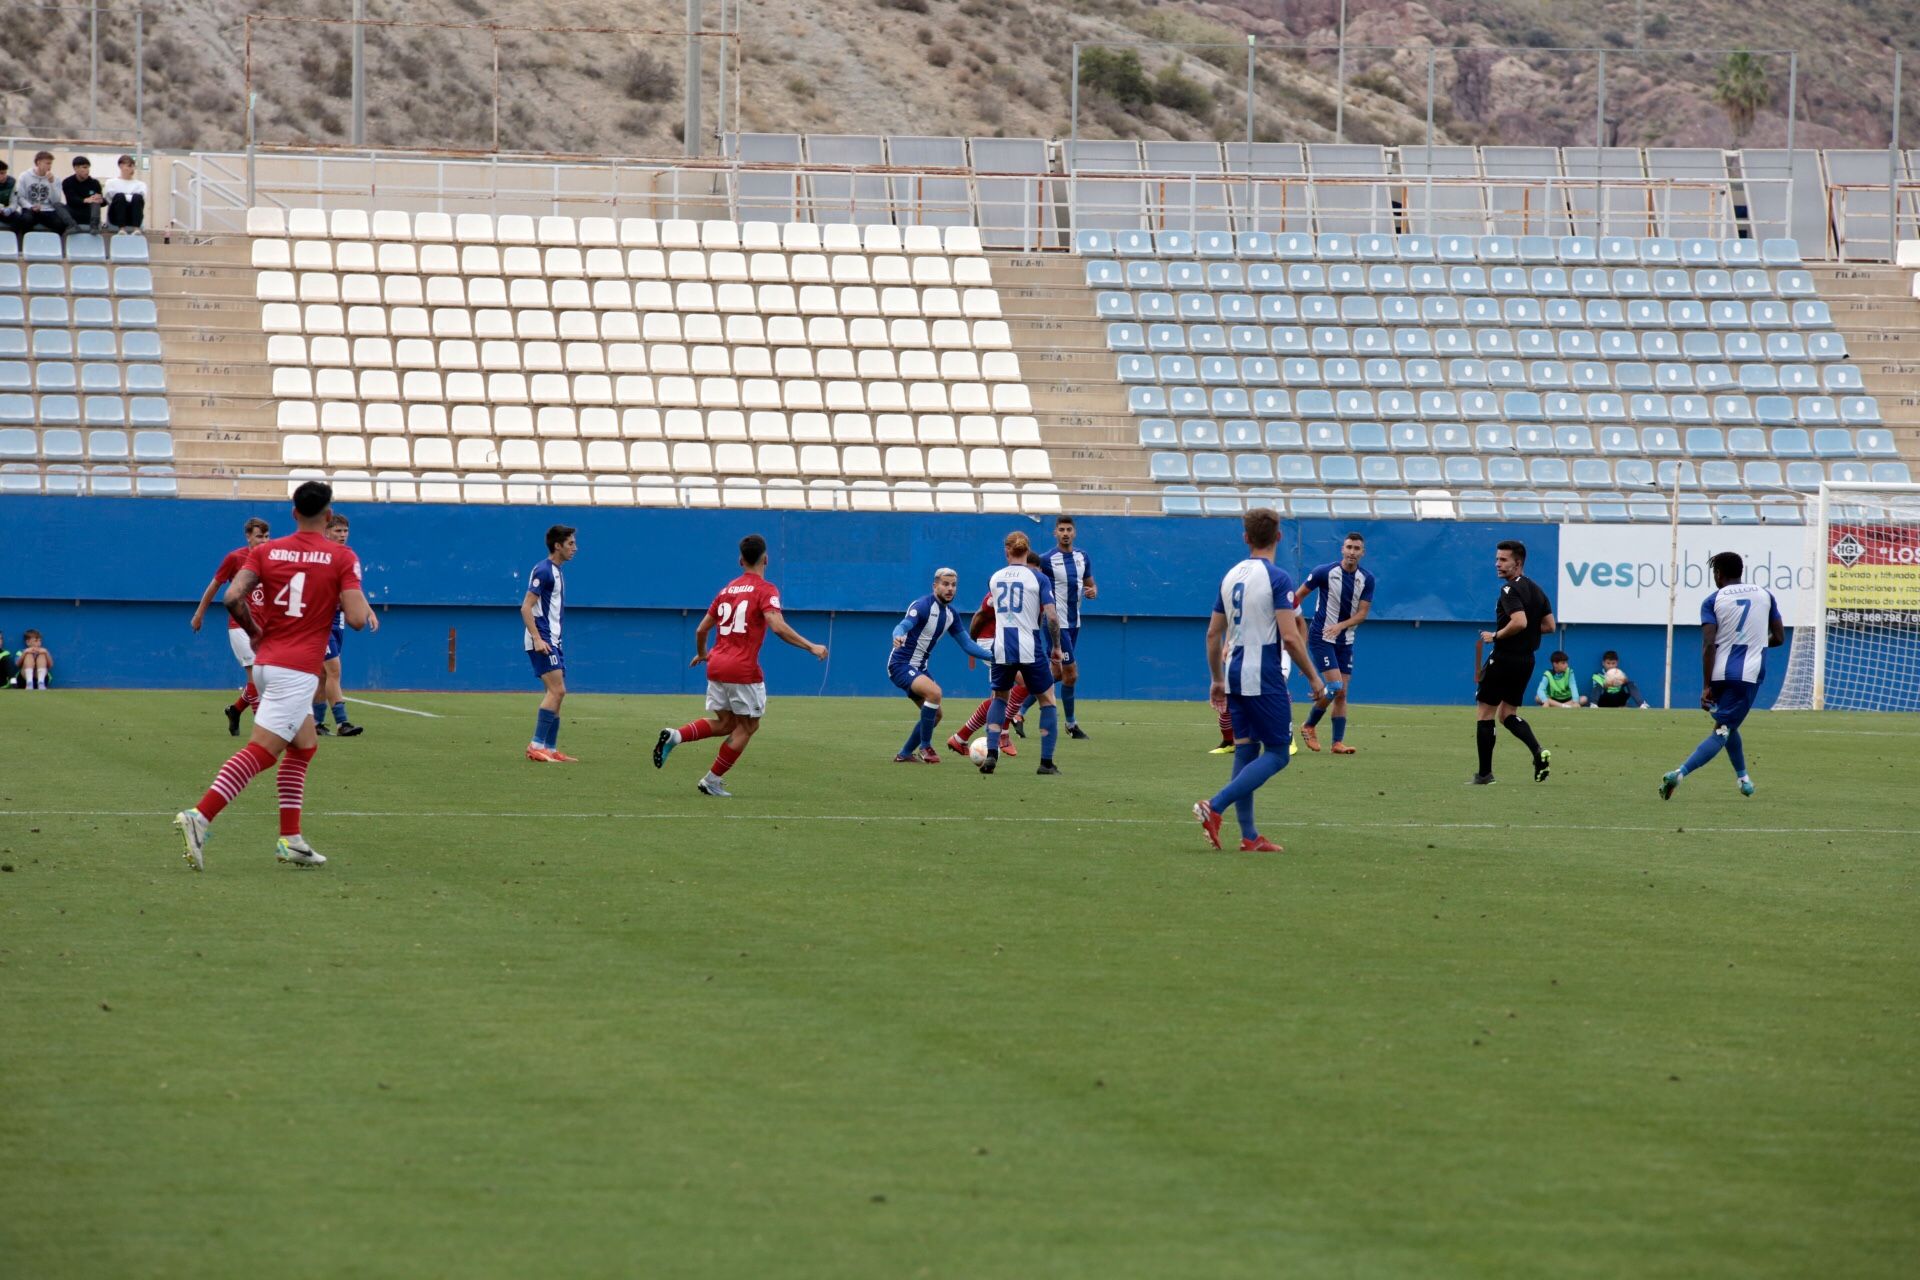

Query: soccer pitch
left=3, top=691, right=1916, bottom=1278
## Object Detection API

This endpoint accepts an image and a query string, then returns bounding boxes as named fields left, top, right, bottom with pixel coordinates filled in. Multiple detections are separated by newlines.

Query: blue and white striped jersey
left=987, top=564, right=1055, bottom=664
left=1042, top=548, right=1093, bottom=629
left=1214, top=557, right=1299, bottom=697
left=1702, top=581, right=1780, bottom=683
left=894, top=594, right=961, bottom=669
left=522, top=557, right=564, bottom=652
left=1300, top=560, right=1376, bottom=647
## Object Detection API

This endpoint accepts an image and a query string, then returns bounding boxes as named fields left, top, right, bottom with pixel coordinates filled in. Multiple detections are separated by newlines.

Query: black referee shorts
left=1477, top=652, right=1535, bottom=709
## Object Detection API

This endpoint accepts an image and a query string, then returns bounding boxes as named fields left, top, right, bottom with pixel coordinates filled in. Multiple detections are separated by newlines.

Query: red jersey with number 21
left=704, top=573, right=783, bottom=684
left=244, top=531, right=362, bottom=676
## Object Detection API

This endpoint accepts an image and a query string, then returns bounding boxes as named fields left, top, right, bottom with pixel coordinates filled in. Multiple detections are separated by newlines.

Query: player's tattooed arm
left=1043, top=602, right=1062, bottom=661
left=223, top=568, right=261, bottom=639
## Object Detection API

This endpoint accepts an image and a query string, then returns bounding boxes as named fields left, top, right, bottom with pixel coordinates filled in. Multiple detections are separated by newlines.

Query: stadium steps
left=1814, top=265, right=1920, bottom=456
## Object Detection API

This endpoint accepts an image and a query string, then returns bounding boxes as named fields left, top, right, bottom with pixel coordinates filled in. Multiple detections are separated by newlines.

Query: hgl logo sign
left=1831, top=533, right=1867, bottom=567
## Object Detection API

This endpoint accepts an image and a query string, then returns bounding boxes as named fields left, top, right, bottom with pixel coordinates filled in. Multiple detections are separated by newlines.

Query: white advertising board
left=1555, top=525, right=1815, bottom=627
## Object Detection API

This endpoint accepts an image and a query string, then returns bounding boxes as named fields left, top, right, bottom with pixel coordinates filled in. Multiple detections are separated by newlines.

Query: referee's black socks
left=1476, top=720, right=1496, bottom=775
left=1501, top=714, right=1543, bottom=759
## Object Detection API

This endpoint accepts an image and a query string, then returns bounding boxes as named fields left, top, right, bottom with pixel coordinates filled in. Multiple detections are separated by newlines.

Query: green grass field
left=2, top=691, right=1916, bottom=1278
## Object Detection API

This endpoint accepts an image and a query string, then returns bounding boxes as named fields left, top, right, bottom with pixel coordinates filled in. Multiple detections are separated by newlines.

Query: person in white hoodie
left=103, top=154, right=147, bottom=234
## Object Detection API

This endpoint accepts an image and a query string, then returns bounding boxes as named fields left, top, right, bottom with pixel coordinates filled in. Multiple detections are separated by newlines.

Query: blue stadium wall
left=0, top=497, right=1782, bottom=708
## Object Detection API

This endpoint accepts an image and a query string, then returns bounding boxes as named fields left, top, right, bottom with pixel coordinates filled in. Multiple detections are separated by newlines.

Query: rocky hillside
left=4, top=0, right=1909, bottom=158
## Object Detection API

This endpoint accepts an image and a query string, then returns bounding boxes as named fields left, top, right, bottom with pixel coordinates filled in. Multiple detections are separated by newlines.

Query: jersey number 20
left=994, top=579, right=1025, bottom=613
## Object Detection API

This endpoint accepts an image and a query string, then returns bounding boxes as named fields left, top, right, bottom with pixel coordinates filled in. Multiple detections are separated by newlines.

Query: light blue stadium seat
left=1084, top=259, right=1123, bottom=287
left=0, top=426, right=35, bottom=459
left=1403, top=358, right=1443, bottom=387
left=1328, top=265, right=1366, bottom=294
left=1181, top=418, right=1221, bottom=448
left=1715, top=498, right=1760, bottom=525
left=1839, top=396, right=1882, bottom=425
left=1569, top=268, right=1608, bottom=298
left=1074, top=229, right=1112, bottom=255
left=42, top=427, right=85, bottom=461
left=1742, top=460, right=1784, bottom=489
left=1233, top=453, right=1274, bottom=483
left=1832, top=460, right=1872, bottom=485
left=1487, top=457, right=1526, bottom=488
left=1628, top=497, right=1669, bottom=522
left=1704, top=300, right=1742, bottom=328
left=132, top=430, right=173, bottom=463
left=1210, top=387, right=1250, bottom=416
left=81, top=362, right=122, bottom=392
left=1377, top=390, right=1416, bottom=421
left=1296, top=389, right=1335, bottom=417
left=1138, top=419, right=1176, bottom=447
left=74, top=330, right=116, bottom=359
left=1390, top=233, right=1432, bottom=260
left=1541, top=394, right=1581, bottom=423
left=1107, top=323, right=1147, bottom=352
left=20, top=230, right=62, bottom=261
left=1408, top=264, right=1447, bottom=294
left=1197, top=231, right=1235, bottom=259
left=70, top=264, right=110, bottom=294
left=1403, top=455, right=1442, bottom=484
left=1127, top=387, right=1167, bottom=415
left=1274, top=233, right=1312, bottom=261
left=1502, top=491, right=1546, bottom=520
left=29, top=297, right=69, bottom=325
left=1191, top=453, right=1232, bottom=483
left=1543, top=298, right=1582, bottom=328
left=89, top=463, right=131, bottom=494
left=1613, top=458, right=1653, bottom=489
left=1318, top=233, right=1354, bottom=260
left=1695, top=270, right=1735, bottom=299
left=1444, top=456, right=1484, bottom=485
left=1653, top=269, right=1691, bottom=299
left=1252, top=389, right=1291, bottom=418
left=1670, top=395, right=1712, bottom=425
left=1774, top=270, right=1814, bottom=299
left=1725, top=333, right=1764, bottom=363
left=1853, top=429, right=1895, bottom=458
left=1510, top=317, right=1547, bottom=346
left=1277, top=453, right=1315, bottom=483
left=1264, top=420, right=1303, bottom=450
left=135, top=465, right=176, bottom=496
left=1139, top=293, right=1176, bottom=318
left=1739, top=365, right=1779, bottom=391
left=1529, top=360, right=1568, bottom=388
left=1309, top=326, right=1348, bottom=355
left=1811, top=426, right=1856, bottom=458
left=1149, top=452, right=1189, bottom=482
left=1160, top=485, right=1202, bottom=515
left=1870, top=462, right=1913, bottom=484
left=67, top=297, right=109, bottom=327
left=1586, top=491, right=1629, bottom=521
left=1432, top=422, right=1472, bottom=453
left=1712, top=397, right=1754, bottom=426
left=42, top=463, right=85, bottom=494
left=1097, top=291, right=1134, bottom=318
left=1801, top=397, right=1840, bottom=427
left=84, top=396, right=125, bottom=427
left=1282, top=356, right=1318, bottom=385
left=129, top=397, right=170, bottom=427
left=109, top=236, right=149, bottom=264
left=1271, top=327, right=1310, bottom=356
left=1770, top=428, right=1813, bottom=459
left=1600, top=332, right=1638, bottom=360
left=112, top=266, right=154, bottom=295
left=1147, top=323, right=1186, bottom=351
left=1820, top=366, right=1863, bottom=393
left=1287, top=263, right=1326, bottom=292
left=1320, top=456, right=1359, bottom=485
left=1721, top=239, right=1761, bottom=267
left=1221, top=420, right=1261, bottom=449
left=1571, top=361, right=1610, bottom=388
left=0, top=360, right=31, bottom=392
left=1197, top=356, right=1236, bottom=385
left=1112, top=230, right=1153, bottom=258
left=1515, top=423, right=1554, bottom=452
left=1597, top=426, right=1639, bottom=456
left=1656, top=460, right=1698, bottom=491
left=1386, top=422, right=1427, bottom=452
left=1370, top=490, right=1415, bottom=519
left=1555, top=235, right=1595, bottom=263
left=1178, top=292, right=1217, bottom=320
left=1669, top=300, right=1707, bottom=329
left=0, top=393, right=30, bottom=424
left=1306, top=421, right=1345, bottom=451
left=1347, top=421, right=1387, bottom=452
left=1241, top=356, right=1279, bottom=385
left=1457, top=490, right=1499, bottom=519
left=1777, top=364, right=1818, bottom=392
left=1757, top=495, right=1802, bottom=524
left=1334, top=389, right=1372, bottom=418
left=1528, top=458, right=1570, bottom=487
left=0, top=329, right=22, bottom=358
left=0, top=462, right=37, bottom=493
left=0, top=297, right=22, bottom=325
left=1326, top=489, right=1369, bottom=519
left=35, top=361, right=75, bottom=392
left=0, top=231, right=16, bottom=260
left=1700, top=460, right=1741, bottom=491
left=1726, top=427, right=1769, bottom=457
left=59, top=231, right=97, bottom=260
left=1614, top=268, right=1651, bottom=297
left=1289, top=488, right=1332, bottom=518
left=1571, top=458, right=1612, bottom=488
left=1358, top=456, right=1398, bottom=485
left=1791, top=299, right=1832, bottom=329
left=1248, top=263, right=1285, bottom=293
left=1228, top=326, right=1268, bottom=354
left=1460, top=391, right=1499, bottom=421
left=86, top=426, right=130, bottom=460
left=1656, top=361, right=1695, bottom=390
left=1216, top=299, right=1254, bottom=327
left=1637, top=425, right=1679, bottom=456
left=1681, top=331, right=1720, bottom=360
left=1761, top=238, right=1801, bottom=265
left=39, top=394, right=79, bottom=425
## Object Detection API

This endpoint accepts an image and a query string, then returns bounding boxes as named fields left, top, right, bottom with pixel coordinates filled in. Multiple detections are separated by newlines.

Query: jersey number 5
left=274, top=571, right=308, bottom=618
left=715, top=600, right=751, bottom=635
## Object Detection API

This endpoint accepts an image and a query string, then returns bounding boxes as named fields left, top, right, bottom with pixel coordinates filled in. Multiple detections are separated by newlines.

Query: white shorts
left=227, top=627, right=256, bottom=667
left=254, top=664, right=320, bottom=741
left=706, top=680, right=767, bottom=718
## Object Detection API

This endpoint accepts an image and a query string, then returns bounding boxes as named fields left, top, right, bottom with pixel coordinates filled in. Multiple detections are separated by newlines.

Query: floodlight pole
left=1663, top=465, right=1681, bottom=709
left=89, top=0, right=98, bottom=134
left=1425, top=47, right=1436, bottom=234
left=1334, top=0, right=1348, bottom=143
left=1890, top=53, right=1902, bottom=258
left=1245, top=35, right=1255, bottom=228
left=352, top=0, right=366, bottom=147
left=1785, top=52, right=1798, bottom=241
left=715, top=0, right=727, bottom=147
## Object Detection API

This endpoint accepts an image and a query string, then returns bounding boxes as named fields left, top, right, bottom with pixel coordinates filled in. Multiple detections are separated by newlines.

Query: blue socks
left=311, top=700, right=326, bottom=724
left=1725, top=728, right=1747, bottom=777
left=1303, top=702, right=1327, bottom=728
left=1039, top=704, right=1058, bottom=760
left=1332, top=715, right=1347, bottom=744
left=534, top=707, right=560, bottom=750
left=332, top=701, right=348, bottom=725
left=1210, top=743, right=1289, bottom=838
left=985, top=697, right=1006, bottom=753
left=901, top=701, right=940, bottom=756
left=1678, top=725, right=1727, bottom=777
left=1062, top=687, right=1076, bottom=725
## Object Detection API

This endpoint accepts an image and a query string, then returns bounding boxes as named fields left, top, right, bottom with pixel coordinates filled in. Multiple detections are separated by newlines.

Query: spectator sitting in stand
left=0, top=161, right=16, bottom=213
left=103, top=155, right=146, bottom=234
left=1590, top=651, right=1651, bottom=708
left=14, top=628, right=52, bottom=689
left=8, top=152, right=73, bottom=234
left=62, top=156, right=105, bottom=233
left=1533, top=650, right=1588, bottom=708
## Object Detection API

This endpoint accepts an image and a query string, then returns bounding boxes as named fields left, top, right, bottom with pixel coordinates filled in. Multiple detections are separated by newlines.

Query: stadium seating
left=0, top=228, right=173, bottom=494
left=250, top=210, right=1056, bottom=510
left=1076, top=232, right=1887, bottom=520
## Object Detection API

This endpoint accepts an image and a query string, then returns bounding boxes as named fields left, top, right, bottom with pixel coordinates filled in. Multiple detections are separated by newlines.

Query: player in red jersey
left=190, top=514, right=271, bottom=736
left=173, top=481, right=369, bottom=871
left=652, top=533, right=827, bottom=797
left=945, top=560, right=1042, bottom=757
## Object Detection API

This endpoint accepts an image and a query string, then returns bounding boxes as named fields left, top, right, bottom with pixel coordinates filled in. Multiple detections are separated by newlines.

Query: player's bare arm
left=1540, top=611, right=1557, bottom=635
left=520, top=591, right=550, bottom=654
left=1481, top=609, right=1527, bottom=645
left=1282, top=610, right=1329, bottom=701
left=1205, top=610, right=1228, bottom=703
left=190, top=578, right=223, bottom=631
left=1474, top=634, right=1486, bottom=683
left=766, top=610, right=828, bottom=660
left=1083, top=573, right=1098, bottom=601
left=224, top=568, right=261, bottom=639
left=689, top=610, right=716, bottom=666
left=340, top=588, right=372, bottom=631
left=1331, top=598, right=1372, bottom=639
left=1768, top=613, right=1785, bottom=648
left=1700, top=619, right=1719, bottom=709
left=1043, top=602, right=1062, bottom=661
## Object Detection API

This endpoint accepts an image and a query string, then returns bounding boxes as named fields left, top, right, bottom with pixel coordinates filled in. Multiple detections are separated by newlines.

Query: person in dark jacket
left=62, top=156, right=105, bottom=232
left=0, top=161, right=16, bottom=211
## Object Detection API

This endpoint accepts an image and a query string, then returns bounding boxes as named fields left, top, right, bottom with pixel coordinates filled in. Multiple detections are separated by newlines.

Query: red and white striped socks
left=231, top=681, right=259, bottom=712
left=195, top=742, right=277, bottom=821
left=277, top=745, right=316, bottom=836
left=676, top=718, right=716, bottom=744
left=711, top=741, right=742, bottom=777
left=960, top=684, right=1030, bottom=737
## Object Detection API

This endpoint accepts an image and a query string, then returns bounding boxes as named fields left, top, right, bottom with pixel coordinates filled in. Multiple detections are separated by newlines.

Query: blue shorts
left=1707, top=679, right=1757, bottom=729
left=888, top=659, right=926, bottom=694
left=528, top=646, right=565, bottom=678
left=1058, top=626, right=1080, bottom=663
left=1308, top=639, right=1353, bottom=678
left=990, top=659, right=1053, bottom=697
left=324, top=627, right=344, bottom=662
left=1227, top=690, right=1294, bottom=749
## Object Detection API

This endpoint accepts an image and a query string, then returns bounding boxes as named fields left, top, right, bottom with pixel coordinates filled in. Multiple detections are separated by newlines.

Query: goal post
left=1774, top=482, right=1920, bottom=711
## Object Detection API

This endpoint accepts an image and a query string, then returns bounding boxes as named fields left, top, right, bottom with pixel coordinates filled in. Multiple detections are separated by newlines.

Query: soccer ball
left=1606, top=668, right=1628, bottom=689
left=969, top=736, right=992, bottom=765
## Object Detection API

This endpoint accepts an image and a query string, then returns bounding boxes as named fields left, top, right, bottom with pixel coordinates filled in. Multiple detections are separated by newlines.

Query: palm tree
left=1712, top=50, right=1769, bottom=141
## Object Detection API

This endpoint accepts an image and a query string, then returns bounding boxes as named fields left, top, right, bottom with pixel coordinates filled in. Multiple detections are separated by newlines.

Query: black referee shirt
left=1493, top=575, right=1552, bottom=656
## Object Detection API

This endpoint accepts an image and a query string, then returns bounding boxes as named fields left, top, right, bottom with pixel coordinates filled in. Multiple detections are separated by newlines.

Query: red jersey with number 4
left=214, top=546, right=253, bottom=630
left=704, top=573, right=783, bottom=684
left=244, top=531, right=362, bottom=676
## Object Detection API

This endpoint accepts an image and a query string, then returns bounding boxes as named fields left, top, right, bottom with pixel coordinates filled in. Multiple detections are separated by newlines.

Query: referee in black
left=1473, top=539, right=1555, bottom=784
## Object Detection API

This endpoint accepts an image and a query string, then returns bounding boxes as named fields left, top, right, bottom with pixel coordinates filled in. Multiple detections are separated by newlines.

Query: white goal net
left=1774, top=484, right=1920, bottom=711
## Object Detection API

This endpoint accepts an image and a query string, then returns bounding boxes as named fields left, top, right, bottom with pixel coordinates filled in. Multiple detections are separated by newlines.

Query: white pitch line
left=3, top=810, right=1914, bottom=837
left=343, top=696, right=442, bottom=718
